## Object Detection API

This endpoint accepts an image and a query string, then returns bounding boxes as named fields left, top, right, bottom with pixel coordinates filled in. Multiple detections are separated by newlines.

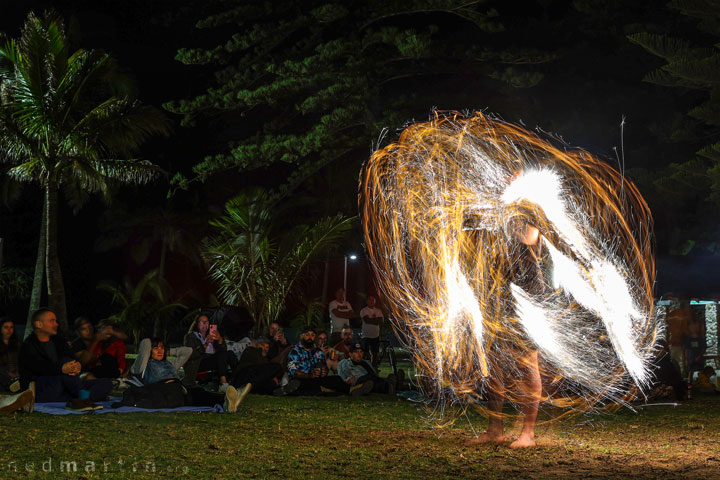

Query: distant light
left=349, top=254, right=358, bottom=260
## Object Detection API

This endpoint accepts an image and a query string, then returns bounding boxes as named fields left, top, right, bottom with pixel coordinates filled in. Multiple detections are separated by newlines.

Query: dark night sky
left=0, top=0, right=718, bottom=328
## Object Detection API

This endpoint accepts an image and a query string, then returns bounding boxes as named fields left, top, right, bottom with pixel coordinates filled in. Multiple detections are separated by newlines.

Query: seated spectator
left=233, top=337, right=299, bottom=395
left=337, top=344, right=397, bottom=395
left=287, top=326, right=372, bottom=396
left=695, top=366, right=717, bottom=394
left=0, top=317, right=20, bottom=392
left=316, top=330, right=340, bottom=372
left=129, top=338, right=193, bottom=384
left=226, top=336, right=252, bottom=362
left=649, top=340, right=686, bottom=401
left=117, top=338, right=249, bottom=412
left=267, top=322, right=292, bottom=364
left=332, top=326, right=355, bottom=360
left=183, top=313, right=231, bottom=391
left=70, top=317, right=127, bottom=379
left=19, top=308, right=112, bottom=410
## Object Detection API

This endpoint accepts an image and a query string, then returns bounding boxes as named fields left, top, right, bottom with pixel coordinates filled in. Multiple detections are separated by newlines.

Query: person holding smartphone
left=183, top=313, right=231, bottom=392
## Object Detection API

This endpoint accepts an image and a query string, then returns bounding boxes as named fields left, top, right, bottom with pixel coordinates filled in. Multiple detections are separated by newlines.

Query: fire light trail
left=359, top=111, right=660, bottom=423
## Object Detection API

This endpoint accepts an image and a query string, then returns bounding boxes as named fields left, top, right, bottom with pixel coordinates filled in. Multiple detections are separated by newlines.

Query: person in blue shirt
left=337, top=344, right=397, bottom=394
left=287, top=326, right=372, bottom=395
left=140, top=338, right=250, bottom=412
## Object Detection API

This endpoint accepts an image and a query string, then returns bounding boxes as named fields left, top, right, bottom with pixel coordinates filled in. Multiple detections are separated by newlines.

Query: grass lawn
left=1, top=389, right=719, bottom=479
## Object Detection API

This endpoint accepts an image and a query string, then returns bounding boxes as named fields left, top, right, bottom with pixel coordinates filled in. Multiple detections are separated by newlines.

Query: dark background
left=1, top=0, right=718, bottom=333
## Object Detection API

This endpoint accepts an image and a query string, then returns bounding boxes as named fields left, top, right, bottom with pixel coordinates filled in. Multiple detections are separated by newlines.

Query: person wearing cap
left=232, top=337, right=298, bottom=395
left=287, top=327, right=372, bottom=395
left=337, top=344, right=397, bottom=395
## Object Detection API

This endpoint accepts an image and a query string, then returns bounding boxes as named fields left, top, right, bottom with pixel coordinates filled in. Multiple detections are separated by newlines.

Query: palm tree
left=0, top=12, right=171, bottom=334
left=98, top=269, right=186, bottom=346
left=203, top=188, right=353, bottom=335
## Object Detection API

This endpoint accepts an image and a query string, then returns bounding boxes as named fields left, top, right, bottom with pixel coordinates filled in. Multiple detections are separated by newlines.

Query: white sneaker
left=0, top=390, right=34, bottom=414
left=223, top=386, right=239, bottom=413
left=237, top=383, right=252, bottom=405
left=115, top=378, right=132, bottom=390
left=218, top=382, right=230, bottom=394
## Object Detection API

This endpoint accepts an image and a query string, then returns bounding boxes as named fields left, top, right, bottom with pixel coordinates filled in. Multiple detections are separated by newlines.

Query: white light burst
left=360, top=111, right=660, bottom=423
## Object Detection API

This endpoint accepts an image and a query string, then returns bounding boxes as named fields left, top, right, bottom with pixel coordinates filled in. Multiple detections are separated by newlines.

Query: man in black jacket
left=19, top=309, right=112, bottom=406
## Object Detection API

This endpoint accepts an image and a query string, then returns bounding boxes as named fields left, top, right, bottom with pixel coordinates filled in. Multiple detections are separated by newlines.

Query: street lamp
left=344, top=253, right=357, bottom=294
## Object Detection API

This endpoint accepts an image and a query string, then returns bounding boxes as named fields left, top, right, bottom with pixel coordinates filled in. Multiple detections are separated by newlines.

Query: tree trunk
left=44, top=181, right=68, bottom=334
left=321, top=251, right=329, bottom=304
left=25, top=200, right=48, bottom=339
left=158, top=240, right=167, bottom=284
left=153, top=241, right=168, bottom=337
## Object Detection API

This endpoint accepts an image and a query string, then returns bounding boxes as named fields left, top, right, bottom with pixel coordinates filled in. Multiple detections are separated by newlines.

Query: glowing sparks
left=360, top=111, right=659, bottom=422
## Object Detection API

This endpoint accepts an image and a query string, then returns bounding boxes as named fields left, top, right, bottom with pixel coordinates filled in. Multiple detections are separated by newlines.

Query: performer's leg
left=510, top=350, right=541, bottom=449
left=466, top=379, right=505, bottom=444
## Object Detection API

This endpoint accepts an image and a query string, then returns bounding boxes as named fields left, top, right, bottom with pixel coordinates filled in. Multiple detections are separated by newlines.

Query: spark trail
left=360, top=111, right=659, bottom=422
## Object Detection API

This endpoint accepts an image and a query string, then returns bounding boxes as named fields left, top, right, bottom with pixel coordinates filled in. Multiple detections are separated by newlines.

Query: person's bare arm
left=76, top=326, right=118, bottom=366
left=518, top=225, right=540, bottom=246
left=332, top=307, right=355, bottom=319
left=74, top=345, right=97, bottom=366
left=108, top=326, right=128, bottom=341
left=366, top=316, right=383, bottom=326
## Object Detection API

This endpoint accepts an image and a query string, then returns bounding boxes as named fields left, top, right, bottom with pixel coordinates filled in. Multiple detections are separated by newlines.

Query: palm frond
left=92, top=158, right=165, bottom=184
left=6, top=158, right=46, bottom=183
left=204, top=188, right=354, bottom=328
left=71, top=99, right=171, bottom=156
left=97, top=280, right=130, bottom=307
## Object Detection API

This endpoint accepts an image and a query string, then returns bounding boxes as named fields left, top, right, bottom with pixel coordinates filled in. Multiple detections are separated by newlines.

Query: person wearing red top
left=70, top=317, right=127, bottom=379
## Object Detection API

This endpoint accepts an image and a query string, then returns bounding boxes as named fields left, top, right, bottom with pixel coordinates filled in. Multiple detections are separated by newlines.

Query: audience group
left=2, top=291, right=719, bottom=414
left=0, top=287, right=404, bottom=414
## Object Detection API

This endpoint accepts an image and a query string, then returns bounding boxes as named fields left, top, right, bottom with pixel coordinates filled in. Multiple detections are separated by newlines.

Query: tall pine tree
left=629, top=0, right=720, bottom=254
left=165, top=0, right=559, bottom=205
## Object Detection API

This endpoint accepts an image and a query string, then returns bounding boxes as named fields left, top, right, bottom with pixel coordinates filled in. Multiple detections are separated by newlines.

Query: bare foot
left=464, top=432, right=505, bottom=446
left=509, top=433, right=536, bottom=449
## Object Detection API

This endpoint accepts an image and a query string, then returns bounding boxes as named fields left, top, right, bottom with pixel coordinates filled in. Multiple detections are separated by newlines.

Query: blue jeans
left=35, top=375, right=113, bottom=402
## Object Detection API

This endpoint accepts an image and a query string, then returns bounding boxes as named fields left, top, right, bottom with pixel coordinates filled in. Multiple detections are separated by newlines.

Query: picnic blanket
left=34, top=397, right=224, bottom=415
